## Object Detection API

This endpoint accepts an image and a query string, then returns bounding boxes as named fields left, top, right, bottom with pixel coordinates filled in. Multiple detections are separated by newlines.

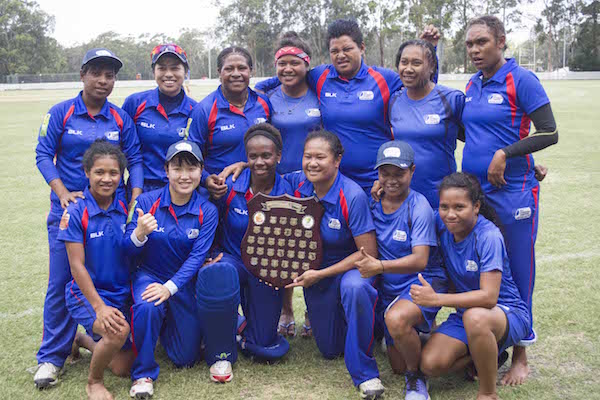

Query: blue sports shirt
left=36, top=92, right=143, bottom=204
left=462, top=58, right=550, bottom=193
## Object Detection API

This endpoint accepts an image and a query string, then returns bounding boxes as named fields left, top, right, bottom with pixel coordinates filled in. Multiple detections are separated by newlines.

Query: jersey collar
left=147, top=87, right=194, bottom=116
left=232, top=168, right=285, bottom=196
left=216, top=85, right=258, bottom=111
left=82, top=186, right=126, bottom=217
left=474, top=58, right=518, bottom=85
left=74, top=91, right=111, bottom=119
left=327, top=60, right=370, bottom=81
left=158, top=184, right=202, bottom=216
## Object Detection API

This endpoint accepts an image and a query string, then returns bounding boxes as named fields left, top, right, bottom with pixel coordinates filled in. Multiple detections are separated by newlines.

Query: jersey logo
left=90, top=231, right=104, bottom=239
left=466, top=260, right=478, bottom=272
left=514, top=207, right=532, bottom=220
left=358, top=91, right=374, bottom=100
left=59, top=210, right=70, bottom=230
left=177, top=127, right=186, bottom=137
left=220, top=124, right=235, bottom=131
left=140, top=122, right=155, bottom=129
left=305, top=108, right=321, bottom=117
left=186, top=228, right=199, bottom=239
left=154, top=226, right=165, bottom=233
left=121, top=224, right=126, bottom=233
left=105, top=131, right=120, bottom=141
left=487, top=93, right=504, bottom=104
left=393, top=230, right=407, bottom=242
left=254, top=117, right=267, bottom=124
left=234, top=207, right=248, bottom=216
left=40, top=113, right=51, bottom=137
left=325, top=92, right=337, bottom=98
left=328, top=218, right=341, bottom=230
left=424, top=114, right=441, bottom=125
left=465, top=97, right=472, bottom=103
left=67, top=128, right=83, bottom=136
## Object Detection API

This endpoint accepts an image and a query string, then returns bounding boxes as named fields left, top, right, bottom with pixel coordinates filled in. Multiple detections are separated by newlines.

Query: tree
left=570, top=0, right=600, bottom=70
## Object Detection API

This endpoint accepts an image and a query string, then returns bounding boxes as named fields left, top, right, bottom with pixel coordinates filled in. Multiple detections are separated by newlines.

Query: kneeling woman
left=412, top=173, right=530, bottom=400
left=59, top=140, right=134, bottom=400
left=286, top=130, right=383, bottom=399
left=211, top=123, right=292, bottom=361
left=125, top=141, right=239, bottom=398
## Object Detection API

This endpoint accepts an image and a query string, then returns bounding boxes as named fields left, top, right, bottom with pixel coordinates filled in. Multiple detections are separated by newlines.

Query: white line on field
left=0, top=307, right=41, bottom=320
left=537, top=251, right=600, bottom=264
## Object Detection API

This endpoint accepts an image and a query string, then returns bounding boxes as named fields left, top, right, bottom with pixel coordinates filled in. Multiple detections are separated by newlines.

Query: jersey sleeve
left=477, top=228, right=506, bottom=274
left=348, top=190, right=376, bottom=237
left=254, top=76, right=281, bottom=93
left=410, top=198, right=437, bottom=248
left=187, top=103, right=209, bottom=151
left=449, top=89, right=466, bottom=127
left=170, top=201, right=219, bottom=289
left=119, top=111, right=143, bottom=189
left=517, top=71, right=550, bottom=115
left=121, top=95, right=137, bottom=120
left=35, top=104, right=66, bottom=184
left=57, top=205, right=83, bottom=244
left=375, top=66, right=403, bottom=94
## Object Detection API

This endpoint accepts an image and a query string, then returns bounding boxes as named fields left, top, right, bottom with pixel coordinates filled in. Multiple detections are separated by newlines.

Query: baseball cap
left=151, top=44, right=188, bottom=67
left=165, top=140, right=203, bottom=164
left=81, top=48, right=123, bottom=71
left=374, top=140, right=415, bottom=169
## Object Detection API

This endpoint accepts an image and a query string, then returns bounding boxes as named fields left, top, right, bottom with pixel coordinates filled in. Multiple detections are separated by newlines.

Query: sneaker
left=33, top=362, right=61, bottom=389
left=518, top=328, right=537, bottom=347
left=130, top=378, right=154, bottom=399
left=358, top=377, right=385, bottom=399
left=405, top=372, right=430, bottom=400
left=210, top=360, right=233, bottom=383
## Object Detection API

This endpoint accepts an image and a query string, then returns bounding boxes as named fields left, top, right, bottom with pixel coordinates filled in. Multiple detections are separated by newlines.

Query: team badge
left=466, top=260, right=478, bottom=272
left=186, top=228, right=199, bottom=239
left=358, top=91, right=374, bottom=100
left=393, top=230, right=407, bottom=242
left=59, top=210, right=70, bottom=230
left=328, top=218, right=341, bottom=230
left=305, top=108, right=321, bottom=117
left=254, top=117, right=267, bottom=124
left=487, top=93, right=504, bottom=104
left=105, top=131, right=120, bottom=141
left=514, top=207, right=532, bottom=220
left=177, top=127, right=186, bottom=137
left=424, top=114, right=441, bottom=125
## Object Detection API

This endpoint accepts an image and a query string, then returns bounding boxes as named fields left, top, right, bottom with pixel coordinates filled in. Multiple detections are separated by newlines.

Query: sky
left=35, top=0, right=544, bottom=47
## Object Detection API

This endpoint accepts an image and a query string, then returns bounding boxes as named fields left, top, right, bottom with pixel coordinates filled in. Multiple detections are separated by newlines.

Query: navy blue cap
left=165, top=140, right=204, bottom=164
left=374, top=140, right=415, bottom=169
left=81, top=48, right=123, bottom=71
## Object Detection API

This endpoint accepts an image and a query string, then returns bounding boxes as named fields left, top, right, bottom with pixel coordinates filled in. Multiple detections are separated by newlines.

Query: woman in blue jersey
left=122, top=43, right=197, bottom=194
left=356, top=140, right=446, bottom=400
left=59, top=141, right=133, bottom=400
left=285, top=130, right=384, bottom=399
left=210, top=123, right=293, bottom=362
left=461, top=15, right=558, bottom=385
left=125, top=141, right=239, bottom=397
left=34, top=48, right=142, bottom=389
left=413, top=172, right=530, bottom=400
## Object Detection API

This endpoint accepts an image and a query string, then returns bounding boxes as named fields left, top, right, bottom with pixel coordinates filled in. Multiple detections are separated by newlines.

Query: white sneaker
left=210, top=360, right=233, bottom=383
left=130, top=378, right=154, bottom=399
left=358, top=377, right=385, bottom=399
left=33, top=362, right=61, bottom=389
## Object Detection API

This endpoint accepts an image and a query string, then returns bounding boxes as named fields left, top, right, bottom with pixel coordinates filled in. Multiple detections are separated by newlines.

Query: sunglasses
left=151, top=44, right=188, bottom=64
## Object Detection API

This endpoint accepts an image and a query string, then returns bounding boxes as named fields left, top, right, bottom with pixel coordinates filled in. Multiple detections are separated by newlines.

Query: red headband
left=275, top=47, right=310, bottom=64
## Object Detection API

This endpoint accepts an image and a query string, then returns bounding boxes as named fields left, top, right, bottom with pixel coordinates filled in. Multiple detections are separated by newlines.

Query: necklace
left=281, top=89, right=307, bottom=115
left=226, top=91, right=248, bottom=110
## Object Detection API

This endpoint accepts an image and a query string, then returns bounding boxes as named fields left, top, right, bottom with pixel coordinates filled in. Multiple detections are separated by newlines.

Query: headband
left=244, top=129, right=283, bottom=151
left=275, top=46, right=310, bottom=65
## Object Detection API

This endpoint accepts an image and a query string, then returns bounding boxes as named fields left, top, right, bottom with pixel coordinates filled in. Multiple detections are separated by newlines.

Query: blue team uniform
left=124, top=185, right=239, bottom=381
left=35, top=92, right=142, bottom=368
left=435, top=215, right=530, bottom=352
left=266, top=87, right=322, bottom=174
left=212, top=169, right=292, bottom=360
left=122, top=88, right=197, bottom=192
left=462, top=58, right=549, bottom=330
left=187, top=86, right=273, bottom=176
left=371, top=190, right=447, bottom=341
left=389, top=85, right=465, bottom=208
left=286, top=171, right=379, bottom=386
left=58, top=188, right=130, bottom=343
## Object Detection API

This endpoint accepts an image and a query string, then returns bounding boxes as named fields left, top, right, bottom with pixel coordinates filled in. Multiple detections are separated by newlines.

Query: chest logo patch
left=514, top=207, right=532, bottom=220
left=254, top=117, right=267, bottom=124
left=305, top=108, right=321, bottom=117
left=466, top=260, right=478, bottom=272
left=140, top=122, right=155, bottom=129
left=328, top=218, right=341, bottom=230
left=234, top=207, right=248, bottom=216
left=177, top=127, right=186, bottom=137
left=358, top=91, right=374, bottom=101
left=220, top=124, right=235, bottom=131
left=90, top=231, right=104, bottom=239
left=393, top=230, right=407, bottom=242
left=487, top=93, right=504, bottom=104
left=67, top=128, right=82, bottom=136
left=105, top=131, right=120, bottom=141
left=424, top=114, right=441, bottom=125
left=325, top=92, right=337, bottom=98
left=186, top=228, right=199, bottom=239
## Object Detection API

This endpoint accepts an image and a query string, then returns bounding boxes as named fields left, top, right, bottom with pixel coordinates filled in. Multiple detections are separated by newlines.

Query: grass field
left=0, top=80, right=599, bottom=400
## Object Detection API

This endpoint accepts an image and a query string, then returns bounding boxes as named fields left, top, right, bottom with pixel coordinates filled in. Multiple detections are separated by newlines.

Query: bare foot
left=86, top=381, right=114, bottom=400
left=501, top=346, right=530, bottom=386
left=476, top=393, right=499, bottom=400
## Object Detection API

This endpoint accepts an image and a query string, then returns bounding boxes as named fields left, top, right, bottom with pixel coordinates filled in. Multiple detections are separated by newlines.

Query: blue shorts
left=65, top=282, right=131, bottom=349
left=436, top=305, right=529, bottom=353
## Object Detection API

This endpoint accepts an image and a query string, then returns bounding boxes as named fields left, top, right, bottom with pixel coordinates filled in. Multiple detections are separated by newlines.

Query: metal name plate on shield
left=241, top=193, right=324, bottom=288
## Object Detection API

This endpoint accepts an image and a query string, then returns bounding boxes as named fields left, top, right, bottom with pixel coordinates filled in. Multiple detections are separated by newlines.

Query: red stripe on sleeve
left=506, top=72, right=517, bottom=126
left=316, top=69, right=330, bottom=103
left=207, top=99, right=218, bottom=146
left=109, top=108, right=124, bottom=132
left=133, top=101, right=147, bottom=123
left=256, top=96, right=270, bottom=119
left=339, top=189, right=349, bottom=226
left=367, top=68, right=391, bottom=127
left=63, top=104, right=75, bottom=127
left=81, top=207, right=89, bottom=246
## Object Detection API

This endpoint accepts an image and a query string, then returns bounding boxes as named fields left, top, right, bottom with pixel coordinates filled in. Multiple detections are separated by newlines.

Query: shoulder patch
left=39, top=113, right=51, bottom=137
left=59, top=210, right=70, bottom=230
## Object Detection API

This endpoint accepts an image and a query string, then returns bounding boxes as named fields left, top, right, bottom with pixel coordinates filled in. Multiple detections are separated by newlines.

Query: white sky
left=36, top=0, right=544, bottom=47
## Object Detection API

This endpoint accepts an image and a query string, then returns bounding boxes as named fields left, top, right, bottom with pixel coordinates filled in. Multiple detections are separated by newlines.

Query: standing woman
left=125, top=141, right=239, bottom=397
left=286, top=130, right=384, bottom=399
left=122, top=43, right=197, bottom=194
left=34, top=48, right=143, bottom=388
left=461, top=15, right=558, bottom=385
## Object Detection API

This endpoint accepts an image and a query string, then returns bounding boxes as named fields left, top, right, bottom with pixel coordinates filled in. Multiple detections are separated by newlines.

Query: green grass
left=0, top=80, right=599, bottom=399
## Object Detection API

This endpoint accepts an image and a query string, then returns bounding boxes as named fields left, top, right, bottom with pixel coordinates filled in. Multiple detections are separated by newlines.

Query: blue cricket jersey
left=266, top=87, right=322, bottom=174
left=122, top=88, right=197, bottom=187
left=462, top=58, right=550, bottom=193
left=57, top=187, right=130, bottom=304
left=36, top=92, right=143, bottom=204
left=389, top=85, right=465, bottom=208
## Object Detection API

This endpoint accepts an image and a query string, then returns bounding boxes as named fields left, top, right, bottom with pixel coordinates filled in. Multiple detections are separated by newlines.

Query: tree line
left=1, top=0, right=598, bottom=83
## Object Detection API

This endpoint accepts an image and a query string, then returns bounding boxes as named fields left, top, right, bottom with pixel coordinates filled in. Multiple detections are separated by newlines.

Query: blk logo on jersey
left=466, top=260, right=478, bottom=272
left=424, top=114, right=441, bottom=125
left=105, top=131, right=120, bottom=141
left=186, top=228, right=199, bottom=239
left=514, top=207, right=532, bottom=220
left=67, top=128, right=83, bottom=136
left=234, top=207, right=248, bottom=216
left=90, top=231, right=104, bottom=239
left=140, top=122, right=155, bottom=129
left=465, top=97, right=472, bottom=103
left=487, top=93, right=504, bottom=104
left=393, top=230, right=407, bottom=242
left=328, top=218, right=341, bottom=230
left=220, top=124, right=235, bottom=131
left=325, top=92, right=337, bottom=98
left=358, top=91, right=374, bottom=100
left=154, top=226, right=165, bottom=233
